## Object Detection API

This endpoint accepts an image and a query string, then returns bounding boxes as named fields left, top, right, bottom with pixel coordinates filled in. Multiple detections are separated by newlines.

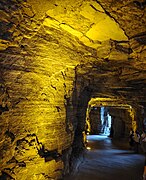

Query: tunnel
left=0, top=0, right=146, bottom=179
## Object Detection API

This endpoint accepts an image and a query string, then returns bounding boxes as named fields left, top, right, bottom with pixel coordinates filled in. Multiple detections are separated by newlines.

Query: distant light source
left=86, top=147, right=91, bottom=150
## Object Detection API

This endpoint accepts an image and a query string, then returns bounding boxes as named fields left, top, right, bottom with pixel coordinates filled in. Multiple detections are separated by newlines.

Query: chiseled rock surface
left=0, top=0, right=146, bottom=179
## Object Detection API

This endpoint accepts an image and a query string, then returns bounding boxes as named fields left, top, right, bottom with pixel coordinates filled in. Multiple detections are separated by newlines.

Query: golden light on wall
left=86, top=146, right=91, bottom=150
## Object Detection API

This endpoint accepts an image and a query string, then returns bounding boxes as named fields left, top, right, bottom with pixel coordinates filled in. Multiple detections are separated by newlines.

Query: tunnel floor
left=65, top=135, right=144, bottom=180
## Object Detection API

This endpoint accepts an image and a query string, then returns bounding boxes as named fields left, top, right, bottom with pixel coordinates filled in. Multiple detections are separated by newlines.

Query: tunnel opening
left=88, top=106, right=112, bottom=136
left=82, top=99, right=146, bottom=165
left=86, top=97, right=137, bottom=139
left=100, top=106, right=111, bottom=136
left=0, top=0, right=146, bottom=179
left=83, top=101, right=145, bottom=155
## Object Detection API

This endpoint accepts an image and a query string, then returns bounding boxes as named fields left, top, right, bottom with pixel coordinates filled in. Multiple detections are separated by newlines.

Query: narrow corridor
left=66, top=135, right=144, bottom=180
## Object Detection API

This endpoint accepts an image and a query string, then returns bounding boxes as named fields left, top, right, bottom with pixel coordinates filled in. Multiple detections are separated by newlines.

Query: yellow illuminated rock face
left=45, top=0, right=128, bottom=48
left=86, top=16, right=128, bottom=41
left=0, top=0, right=146, bottom=179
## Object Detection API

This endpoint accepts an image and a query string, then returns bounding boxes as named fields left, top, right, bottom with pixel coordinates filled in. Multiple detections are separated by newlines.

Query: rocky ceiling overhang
left=88, top=97, right=133, bottom=108
left=76, top=59, right=146, bottom=107
left=0, top=0, right=146, bottom=106
left=1, top=0, right=145, bottom=48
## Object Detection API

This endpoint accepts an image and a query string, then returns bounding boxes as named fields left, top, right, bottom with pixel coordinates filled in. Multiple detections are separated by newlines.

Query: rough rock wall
left=0, top=52, right=76, bottom=179
left=0, top=0, right=146, bottom=179
left=0, top=0, right=100, bottom=178
left=109, top=108, right=134, bottom=137
left=134, top=105, right=145, bottom=131
left=0, top=1, right=84, bottom=179
left=89, top=107, right=101, bottom=134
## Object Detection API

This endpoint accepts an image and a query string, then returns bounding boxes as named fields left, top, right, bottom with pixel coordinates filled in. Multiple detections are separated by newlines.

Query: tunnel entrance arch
left=85, top=97, right=136, bottom=139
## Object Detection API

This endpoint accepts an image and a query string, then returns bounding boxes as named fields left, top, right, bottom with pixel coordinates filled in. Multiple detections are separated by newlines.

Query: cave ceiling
left=0, top=0, right=146, bottom=107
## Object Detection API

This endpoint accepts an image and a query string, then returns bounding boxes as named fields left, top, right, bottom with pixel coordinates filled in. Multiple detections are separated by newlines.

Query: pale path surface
left=65, top=135, right=145, bottom=180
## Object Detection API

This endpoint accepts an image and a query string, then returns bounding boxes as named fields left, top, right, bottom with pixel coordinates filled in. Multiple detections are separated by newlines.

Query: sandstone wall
left=0, top=0, right=146, bottom=179
left=109, top=108, right=134, bottom=138
left=89, top=107, right=101, bottom=134
left=0, top=50, right=78, bottom=179
left=0, top=1, right=83, bottom=179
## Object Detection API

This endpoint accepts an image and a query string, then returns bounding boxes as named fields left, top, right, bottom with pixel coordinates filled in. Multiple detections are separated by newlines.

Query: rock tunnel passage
left=65, top=135, right=145, bottom=180
left=0, top=0, right=146, bottom=179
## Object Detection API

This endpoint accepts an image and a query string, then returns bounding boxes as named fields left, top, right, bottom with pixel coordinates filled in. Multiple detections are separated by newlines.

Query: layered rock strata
left=0, top=0, right=146, bottom=179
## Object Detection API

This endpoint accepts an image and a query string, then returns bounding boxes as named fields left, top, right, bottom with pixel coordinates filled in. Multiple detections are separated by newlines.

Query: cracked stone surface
left=0, top=0, right=146, bottom=179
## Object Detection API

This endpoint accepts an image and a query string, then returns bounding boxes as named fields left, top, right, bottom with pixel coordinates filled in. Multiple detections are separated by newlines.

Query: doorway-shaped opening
left=88, top=106, right=112, bottom=136
left=101, top=107, right=111, bottom=136
left=86, top=98, right=137, bottom=139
